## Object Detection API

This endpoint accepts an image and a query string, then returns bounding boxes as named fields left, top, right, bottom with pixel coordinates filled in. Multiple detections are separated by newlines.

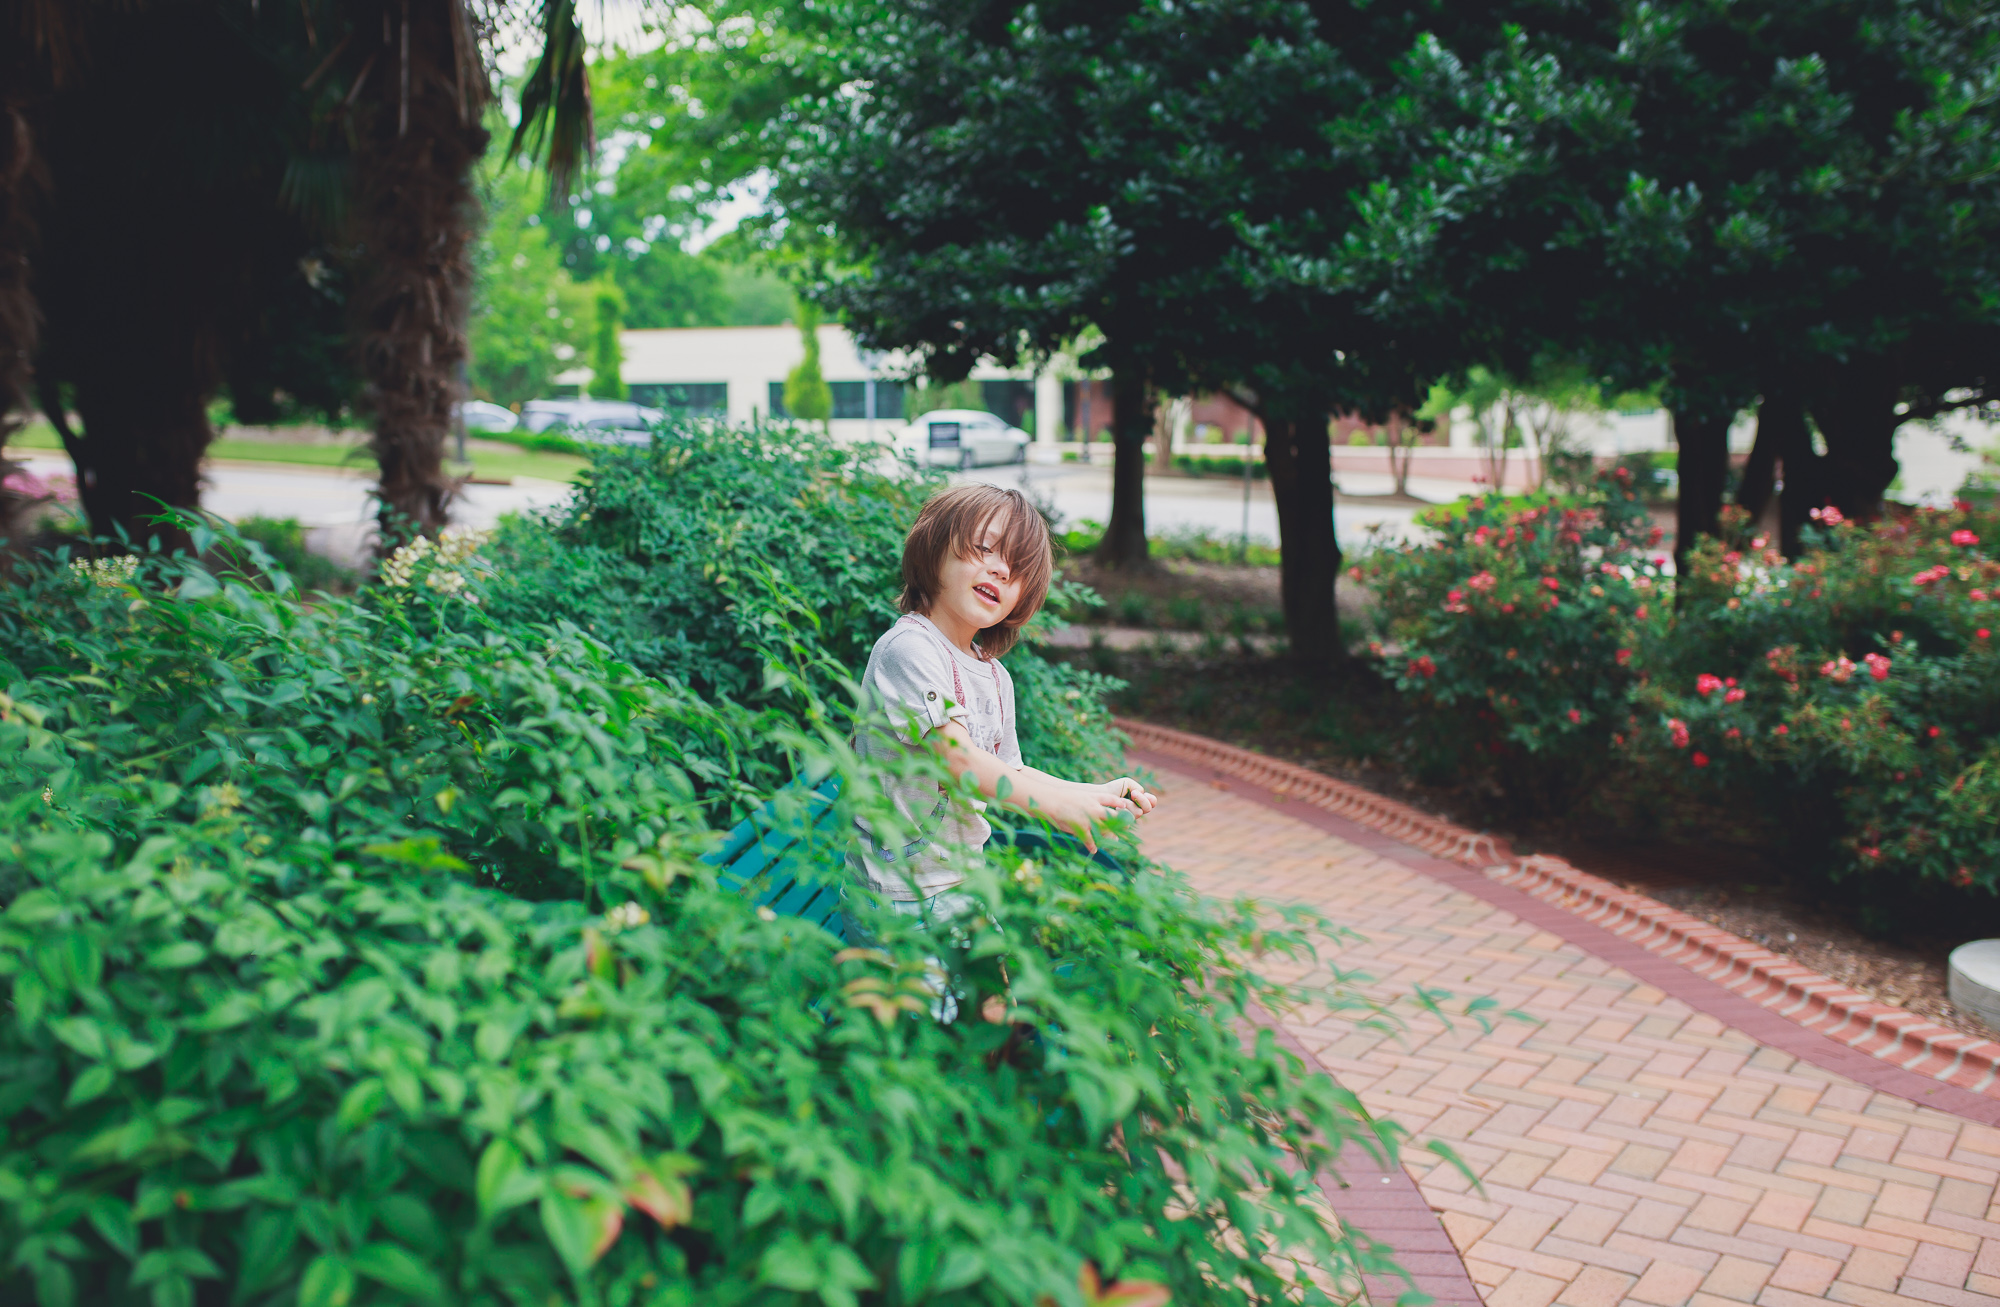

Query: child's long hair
left=898, top=485, right=1053, bottom=659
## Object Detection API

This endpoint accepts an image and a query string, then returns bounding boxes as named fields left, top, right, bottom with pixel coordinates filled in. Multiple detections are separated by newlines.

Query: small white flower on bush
left=602, top=902, right=651, bottom=932
left=69, top=556, right=139, bottom=589
left=382, top=527, right=491, bottom=600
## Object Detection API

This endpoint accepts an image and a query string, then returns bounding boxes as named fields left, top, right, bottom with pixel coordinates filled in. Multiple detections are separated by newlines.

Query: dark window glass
left=830, top=381, right=868, bottom=420
left=872, top=382, right=904, bottom=420
left=768, top=381, right=789, bottom=419
left=981, top=380, right=1034, bottom=430
left=631, top=383, right=727, bottom=416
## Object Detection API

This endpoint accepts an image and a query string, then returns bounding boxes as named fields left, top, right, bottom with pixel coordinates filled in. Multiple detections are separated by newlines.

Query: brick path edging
left=1118, top=717, right=2000, bottom=1105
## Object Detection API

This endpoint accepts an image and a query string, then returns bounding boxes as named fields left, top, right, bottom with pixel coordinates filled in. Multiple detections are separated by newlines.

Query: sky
left=493, top=1, right=769, bottom=250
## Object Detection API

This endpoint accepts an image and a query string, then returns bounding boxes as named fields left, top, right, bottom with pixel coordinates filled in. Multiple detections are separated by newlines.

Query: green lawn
left=5, top=422, right=586, bottom=484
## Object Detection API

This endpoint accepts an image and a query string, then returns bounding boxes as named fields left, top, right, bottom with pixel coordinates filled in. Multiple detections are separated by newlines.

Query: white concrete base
left=1948, top=939, right=2000, bottom=1033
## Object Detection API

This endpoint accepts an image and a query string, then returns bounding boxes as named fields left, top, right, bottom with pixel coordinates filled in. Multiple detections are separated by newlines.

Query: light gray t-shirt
left=851, top=614, right=1022, bottom=900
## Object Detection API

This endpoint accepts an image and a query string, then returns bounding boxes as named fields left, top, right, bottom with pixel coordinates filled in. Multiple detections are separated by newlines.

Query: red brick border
left=1120, top=717, right=2000, bottom=1117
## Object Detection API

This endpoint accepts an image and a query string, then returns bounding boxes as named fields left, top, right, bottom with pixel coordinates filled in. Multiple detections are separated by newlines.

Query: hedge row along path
left=1125, top=720, right=2000, bottom=1307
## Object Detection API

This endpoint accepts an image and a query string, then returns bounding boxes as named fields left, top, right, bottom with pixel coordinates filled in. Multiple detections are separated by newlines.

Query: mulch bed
left=1072, top=640, right=2000, bottom=1046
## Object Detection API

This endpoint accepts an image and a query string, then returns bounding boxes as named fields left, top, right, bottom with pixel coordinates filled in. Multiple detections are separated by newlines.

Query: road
left=953, top=459, right=1441, bottom=550
left=13, top=451, right=1446, bottom=559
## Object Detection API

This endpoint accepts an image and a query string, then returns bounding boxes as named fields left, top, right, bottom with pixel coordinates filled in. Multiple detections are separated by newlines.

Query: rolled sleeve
left=866, top=629, right=966, bottom=744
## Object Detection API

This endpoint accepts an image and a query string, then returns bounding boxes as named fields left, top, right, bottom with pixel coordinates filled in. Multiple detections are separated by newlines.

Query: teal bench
left=704, top=775, right=851, bottom=940
left=703, top=775, right=1125, bottom=941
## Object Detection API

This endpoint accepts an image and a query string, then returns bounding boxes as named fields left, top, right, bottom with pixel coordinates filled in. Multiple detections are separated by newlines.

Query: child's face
left=933, top=512, right=1023, bottom=636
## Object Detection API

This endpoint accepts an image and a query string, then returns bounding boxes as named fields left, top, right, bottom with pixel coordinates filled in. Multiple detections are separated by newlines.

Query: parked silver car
left=519, top=399, right=664, bottom=436
left=895, top=409, right=1030, bottom=468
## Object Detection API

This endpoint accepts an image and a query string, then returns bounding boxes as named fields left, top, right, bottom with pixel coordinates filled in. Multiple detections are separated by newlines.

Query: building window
left=770, top=380, right=904, bottom=422
left=630, top=383, right=727, bottom=416
left=830, top=381, right=868, bottom=420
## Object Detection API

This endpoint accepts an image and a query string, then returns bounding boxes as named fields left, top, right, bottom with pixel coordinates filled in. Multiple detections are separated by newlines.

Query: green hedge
left=485, top=420, right=1126, bottom=781
left=0, top=518, right=1426, bottom=1305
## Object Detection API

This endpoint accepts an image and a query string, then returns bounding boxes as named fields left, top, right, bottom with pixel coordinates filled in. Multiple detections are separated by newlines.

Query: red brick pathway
left=1139, top=759, right=2000, bottom=1307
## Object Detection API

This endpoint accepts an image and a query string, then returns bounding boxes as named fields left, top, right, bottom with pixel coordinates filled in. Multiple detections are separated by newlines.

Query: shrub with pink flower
left=1954, top=529, right=1980, bottom=547
left=1359, top=471, right=1662, bottom=813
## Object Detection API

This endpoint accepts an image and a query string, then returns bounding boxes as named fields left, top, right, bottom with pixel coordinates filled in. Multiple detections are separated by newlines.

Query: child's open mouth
left=972, top=583, right=1001, bottom=605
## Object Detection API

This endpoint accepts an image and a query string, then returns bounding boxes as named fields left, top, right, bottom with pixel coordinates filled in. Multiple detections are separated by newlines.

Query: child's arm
left=931, top=720, right=1157, bottom=853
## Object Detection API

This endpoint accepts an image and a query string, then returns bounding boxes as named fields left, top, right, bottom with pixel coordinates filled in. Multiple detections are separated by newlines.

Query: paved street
left=1137, top=760, right=2000, bottom=1307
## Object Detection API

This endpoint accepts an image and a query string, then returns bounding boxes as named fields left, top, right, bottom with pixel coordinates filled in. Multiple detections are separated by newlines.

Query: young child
left=852, top=484, right=1159, bottom=922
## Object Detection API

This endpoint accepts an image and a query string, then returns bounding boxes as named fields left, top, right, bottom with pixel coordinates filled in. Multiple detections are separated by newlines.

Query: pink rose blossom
left=1863, top=652, right=1891, bottom=681
left=1953, top=529, right=1980, bottom=547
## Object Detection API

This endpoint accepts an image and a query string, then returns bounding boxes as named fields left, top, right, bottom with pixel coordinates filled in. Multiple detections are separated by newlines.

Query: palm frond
left=507, top=0, right=593, bottom=199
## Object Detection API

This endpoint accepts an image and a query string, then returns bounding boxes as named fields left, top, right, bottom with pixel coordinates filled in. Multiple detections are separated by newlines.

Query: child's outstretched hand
left=1089, top=777, right=1159, bottom=818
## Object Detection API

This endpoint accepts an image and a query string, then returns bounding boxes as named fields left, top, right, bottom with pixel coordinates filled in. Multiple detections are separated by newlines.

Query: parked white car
left=895, top=409, right=1030, bottom=468
left=519, top=399, right=664, bottom=436
left=455, top=400, right=520, bottom=433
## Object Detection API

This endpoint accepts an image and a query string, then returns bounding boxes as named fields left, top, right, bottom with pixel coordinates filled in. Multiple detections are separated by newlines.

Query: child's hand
left=1090, top=777, right=1159, bottom=817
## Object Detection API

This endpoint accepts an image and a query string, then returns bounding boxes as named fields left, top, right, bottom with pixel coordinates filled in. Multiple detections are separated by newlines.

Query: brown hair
left=898, top=484, right=1053, bottom=659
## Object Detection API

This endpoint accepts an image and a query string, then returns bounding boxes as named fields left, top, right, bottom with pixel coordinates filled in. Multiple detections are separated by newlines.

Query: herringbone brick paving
left=1141, top=763, right=2000, bottom=1307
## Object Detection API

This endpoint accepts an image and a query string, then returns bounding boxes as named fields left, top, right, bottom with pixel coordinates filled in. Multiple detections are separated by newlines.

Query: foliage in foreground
left=483, top=419, right=1126, bottom=780
left=0, top=537, right=1416, bottom=1306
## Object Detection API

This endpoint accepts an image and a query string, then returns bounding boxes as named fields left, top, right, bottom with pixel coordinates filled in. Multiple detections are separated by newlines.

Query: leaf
left=624, top=1154, right=697, bottom=1230
left=476, top=1139, right=540, bottom=1220
left=64, top=1064, right=115, bottom=1109
left=539, top=1188, right=623, bottom=1276
left=146, top=942, right=206, bottom=970
left=351, top=1243, right=447, bottom=1304
left=86, top=1195, right=138, bottom=1259
left=48, top=1017, right=107, bottom=1061
left=336, top=1077, right=387, bottom=1132
left=297, top=1254, right=356, bottom=1307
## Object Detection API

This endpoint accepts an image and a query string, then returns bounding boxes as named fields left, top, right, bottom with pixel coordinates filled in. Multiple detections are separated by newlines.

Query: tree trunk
left=1260, top=400, right=1340, bottom=661
left=1810, top=361, right=1901, bottom=522
left=0, top=103, right=37, bottom=555
left=57, top=377, right=211, bottom=552
left=1094, top=366, right=1152, bottom=569
left=1671, top=404, right=1730, bottom=572
left=350, top=0, right=489, bottom=546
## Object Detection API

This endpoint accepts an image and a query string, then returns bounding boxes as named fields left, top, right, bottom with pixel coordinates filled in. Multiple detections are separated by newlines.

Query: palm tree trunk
left=0, top=103, right=40, bottom=555
left=349, top=0, right=488, bottom=545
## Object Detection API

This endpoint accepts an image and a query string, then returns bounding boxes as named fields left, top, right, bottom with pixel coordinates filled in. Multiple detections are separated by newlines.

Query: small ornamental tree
left=589, top=278, right=627, bottom=400
left=784, top=301, right=833, bottom=431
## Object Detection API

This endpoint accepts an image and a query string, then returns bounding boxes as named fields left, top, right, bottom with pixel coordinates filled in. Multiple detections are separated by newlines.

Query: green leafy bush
left=232, top=516, right=358, bottom=594
left=1358, top=472, right=1669, bottom=812
left=1623, top=505, right=2000, bottom=901
left=484, top=420, right=1125, bottom=780
left=0, top=536, right=1417, bottom=1307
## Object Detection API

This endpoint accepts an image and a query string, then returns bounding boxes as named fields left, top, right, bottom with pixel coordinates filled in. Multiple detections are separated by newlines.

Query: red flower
left=1928, top=726, right=1942, bottom=738
left=1615, top=649, right=1633, bottom=666
left=1811, top=505, right=1846, bottom=527
left=1467, top=571, right=1496, bottom=592
left=1914, top=565, right=1951, bottom=587
left=1956, top=867, right=1976, bottom=888
left=1407, top=655, right=1436, bottom=679
left=1541, top=576, right=1560, bottom=591
left=1953, top=529, right=1980, bottom=547
left=1774, top=724, right=1789, bottom=736
left=1725, top=727, right=1741, bottom=739
left=1863, top=652, right=1891, bottom=682
left=1635, top=604, right=1649, bottom=620
left=1668, top=719, right=1690, bottom=749
left=1820, top=656, right=1855, bottom=683
left=1724, top=687, right=1746, bottom=704
left=1567, top=708, right=1582, bottom=724
left=1982, top=629, right=1993, bottom=641
left=1695, top=673, right=1725, bottom=696
left=1691, top=751, right=1710, bottom=768
left=1974, top=589, right=1989, bottom=602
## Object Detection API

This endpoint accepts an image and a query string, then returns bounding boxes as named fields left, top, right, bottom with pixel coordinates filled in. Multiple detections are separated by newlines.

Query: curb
left=1118, top=717, right=2000, bottom=1100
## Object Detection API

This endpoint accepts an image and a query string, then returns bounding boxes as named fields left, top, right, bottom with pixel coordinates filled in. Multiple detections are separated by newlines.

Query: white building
left=613, top=324, right=1061, bottom=443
